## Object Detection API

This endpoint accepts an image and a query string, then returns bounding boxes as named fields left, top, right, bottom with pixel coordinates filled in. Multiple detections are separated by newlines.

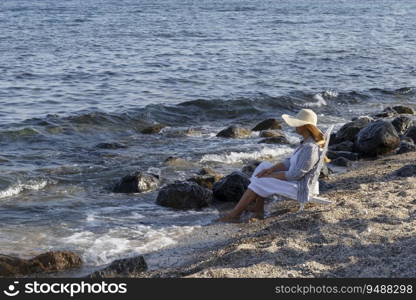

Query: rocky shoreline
left=2, top=105, right=416, bottom=278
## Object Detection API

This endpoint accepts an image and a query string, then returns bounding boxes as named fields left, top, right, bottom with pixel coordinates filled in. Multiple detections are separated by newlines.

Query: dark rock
left=213, top=171, right=250, bottom=202
left=258, top=136, right=289, bottom=144
left=328, top=132, right=337, bottom=146
left=391, top=116, right=413, bottom=136
left=88, top=256, right=147, bottom=278
left=259, top=129, right=285, bottom=138
left=397, top=140, right=416, bottom=154
left=0, top=251, right=82, bottom=277
left=141, top=124, right=166, bottom=134
left=252, top=119, right=282, bottom=131
left=156, top=181, right=213, bottom=209
left=373, top=107, right=398, bottom=119
left=327, top=150, right=359, bottom=161
left=189, top=168, right=224, bottom=189
left=404, top=126, right=416, bottom=143
left=96, top=142, right=127, bottom=149
left=217, top=125, right=251, bottom=138
left=355, top=120, right=400, bottom=156
left=334, top=117, right=372, bottom=144
left=394, top=164, right=416, bottom=177
left=331, top=157, right=352, bottom=167
left=113, top=172, right=159, bottom=193
left=241, top=160, right=262, bottom=177
left=392, top=105, right=414, bottom=115
left=329, top=140, right=354, bottom=152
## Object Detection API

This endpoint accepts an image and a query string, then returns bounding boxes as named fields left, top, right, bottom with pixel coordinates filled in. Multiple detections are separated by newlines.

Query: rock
left=328, top=132, right=337, bottom=146
left=141, top=124, right=166, bottom=134
left=397, top=140, right=416, bottom=154
left=188, top=175, right=217, bottom=189
left=334, top=118, right=372, bottom=144
left=258, top=136, right=289, bottom=144
left=392, top=105, right=414, bottom=115
left=331, top=157, right=352, bottom=167
left=0, top=251, right=82, bottom=277
left=404, top=126, right=416, bottom=143
left=163, top=128, right=201, bottom=137
left=212, top=171, right=250, bottom=202
left=394, top=164, right=416, bottom=177
left=397, top=191, right=407, bottom=197
left=329, top=140, right=354, bottom=152
left=252, top=119, right=282, bottom=131
left=241, top=160, right=262, bottom=177
left=88, top=256, right=147, bottom=278
left=96, top=142, right=127, bottom=149
left=355, top=120, right=400, bottom=156
left=391, top=116, right=413, bottom=136
left=188, top=168, right=224, bottom=189
left=113, top=172, right=159, bottom=193
left=156, top=181, right=213, bottom=209
left=259, top=129, right=285, bottom=138
left=319, top=164, right=334, bottom=178
left=373, top=107, right=398, bottom=119
left=327, top=150, right=359, bottom=161
left=216, top=125, right=251, bottom=138
left=164, top=156, right=193, bottom=167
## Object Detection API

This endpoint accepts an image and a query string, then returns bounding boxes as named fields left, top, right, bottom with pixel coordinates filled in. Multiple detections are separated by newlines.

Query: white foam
left=308, top=93, right=328, bottom=107
left=200, top=146, right=292, bottom=164
left=60, top=224, right=199, bottom=266
left=0, top=179, right=49, bottom=199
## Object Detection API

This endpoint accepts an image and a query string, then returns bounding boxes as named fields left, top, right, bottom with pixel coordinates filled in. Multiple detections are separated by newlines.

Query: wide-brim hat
left=281, top=108, right=318, bottom=128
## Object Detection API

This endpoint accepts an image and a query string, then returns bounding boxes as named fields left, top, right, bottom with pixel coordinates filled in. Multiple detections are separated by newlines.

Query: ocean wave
left=0, top=179, right=49, bottom=199
left=200, top=146, right=293, bottom=164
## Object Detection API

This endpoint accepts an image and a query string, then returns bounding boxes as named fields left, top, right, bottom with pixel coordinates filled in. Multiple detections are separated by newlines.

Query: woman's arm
left=256, top=158, right=290, bottom=178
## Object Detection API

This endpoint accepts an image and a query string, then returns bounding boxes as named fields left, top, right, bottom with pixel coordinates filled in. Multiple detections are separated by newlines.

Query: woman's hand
left=261, top=172, right=287, bottom=181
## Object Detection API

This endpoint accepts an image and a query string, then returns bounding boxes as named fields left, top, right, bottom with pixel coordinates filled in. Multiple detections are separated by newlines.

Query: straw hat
left=282, top=108, right=325, bottom=147
left=281, top=108, right=317, bottom=127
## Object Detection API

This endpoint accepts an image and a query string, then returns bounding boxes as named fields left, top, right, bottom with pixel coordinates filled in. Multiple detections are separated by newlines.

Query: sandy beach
left=138, top=150, right=416, bottom=278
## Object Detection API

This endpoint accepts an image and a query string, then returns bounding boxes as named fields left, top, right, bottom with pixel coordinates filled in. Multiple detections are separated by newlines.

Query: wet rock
left=397, top=139, right=416, bottom=154
left=392, top=105, right=414, bottom=115
left=141, top=124, right=166, bottom=134
left=163, top=128, right=201, bottom=137
left=331, top=157, right=352, bottom=167
left=113, top=172, right=159, bottom=193
left=404, top=126, right=416, bottom=143
left=391, top=116, right=413, bottom=136
left=0, top=251, right=82, bottom=277
left=88, top=256, right=147, bottom=278
left=329, top=140, right=354, bottom=152
left=156, top=181, right=213, bottom=209
left=355, top=120, right=400, bottom=156
left=327, top=150, right=359, bottom=161
left=328, top=132, right=337, bottom=146
left=334, top=117, right=372, bottom=144
left=164, top=156, right=193, bottom=167
left=188, top=168, right=224, bottom=189
left=216, top=125, right=251, bottom=138
left=213, top=171, right=250, bottom=202
left=259, top=129, right=285, bottom=138
left=252, top=119, right=282, bottom=131
left=96, top=142, right=127, bottom=149
left=394, top=165, right=416, bottom=177
left=373, top=107, right=398, bottom=119
left=241, top=160, right=262, bottom=177
left=258, top=136, right=289, bottom=144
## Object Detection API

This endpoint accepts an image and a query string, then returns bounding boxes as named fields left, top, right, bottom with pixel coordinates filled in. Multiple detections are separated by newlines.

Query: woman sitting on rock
left=217, top=108, right=326, bottom=223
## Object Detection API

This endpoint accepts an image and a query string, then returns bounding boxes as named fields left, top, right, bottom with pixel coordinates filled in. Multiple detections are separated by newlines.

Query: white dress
left=247, top=147, right=319, bottom=199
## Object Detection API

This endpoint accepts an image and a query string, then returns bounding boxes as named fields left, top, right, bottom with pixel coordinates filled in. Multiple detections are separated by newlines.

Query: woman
left=217, top=108, right=326, bottom=223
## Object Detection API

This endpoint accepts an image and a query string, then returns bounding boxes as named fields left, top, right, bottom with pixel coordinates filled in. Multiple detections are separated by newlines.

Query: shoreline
left=138, top=150, right=416, bottom=278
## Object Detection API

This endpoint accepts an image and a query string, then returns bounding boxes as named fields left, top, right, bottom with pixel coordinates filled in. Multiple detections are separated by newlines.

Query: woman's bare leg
left=253, top=197, right=265, bottom=219
left=217, top=188, right=258, bottom=222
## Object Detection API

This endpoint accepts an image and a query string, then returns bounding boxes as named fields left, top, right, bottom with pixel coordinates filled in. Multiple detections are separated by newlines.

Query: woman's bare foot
left=214, top=214, right=241, bottom=223
left=248, top=211, right=264, bottom=223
